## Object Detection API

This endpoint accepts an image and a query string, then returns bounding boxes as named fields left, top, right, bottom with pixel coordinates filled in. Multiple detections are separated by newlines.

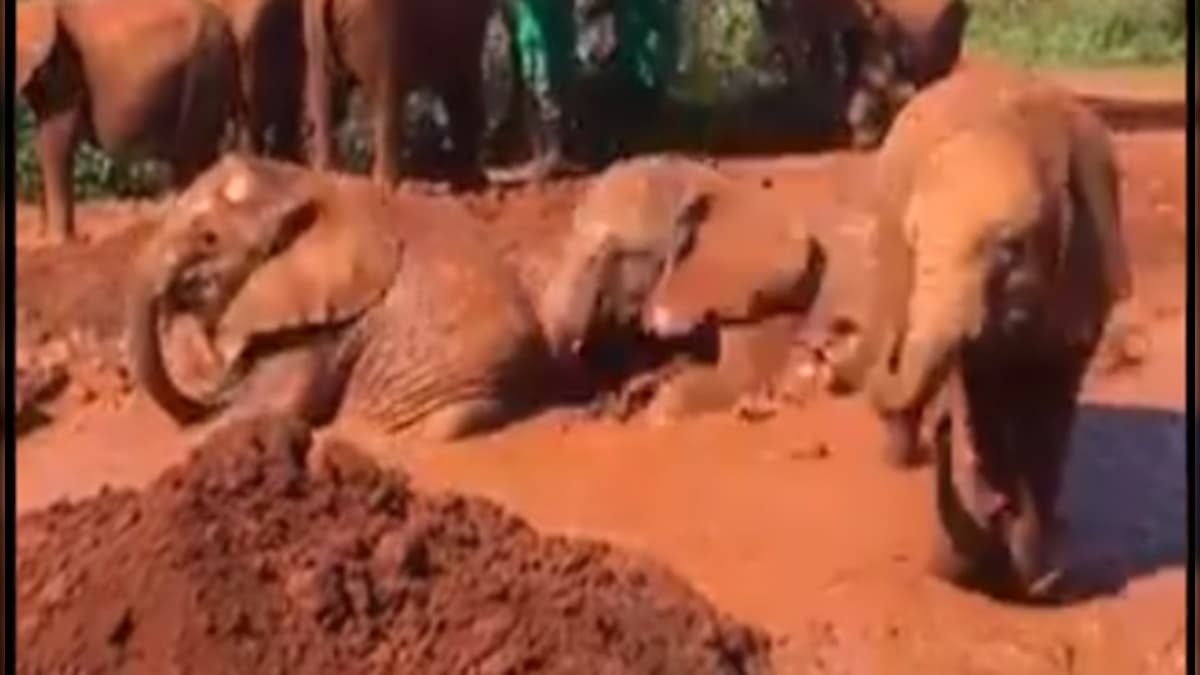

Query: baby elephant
left=833, top=61, right=1132, bottom=600
left=125, top=155, right=552, bottom=442
left=17, top=0, right=244, bottom=241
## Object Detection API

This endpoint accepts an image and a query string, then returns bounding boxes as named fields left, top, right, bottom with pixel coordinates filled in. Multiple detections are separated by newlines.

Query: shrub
left=965, top=0, right=1187, bottom=66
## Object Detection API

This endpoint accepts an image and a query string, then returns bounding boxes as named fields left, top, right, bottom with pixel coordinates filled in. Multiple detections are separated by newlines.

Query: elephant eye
left=199, top=229, right=219, bottom=250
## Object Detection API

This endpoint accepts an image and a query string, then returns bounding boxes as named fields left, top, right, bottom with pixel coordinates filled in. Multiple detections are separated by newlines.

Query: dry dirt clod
left=16, top=414, right=774, bottom=674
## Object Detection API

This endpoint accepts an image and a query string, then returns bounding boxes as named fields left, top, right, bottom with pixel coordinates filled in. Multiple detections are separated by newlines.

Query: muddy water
left=15, top=116, right=1187, bottom=671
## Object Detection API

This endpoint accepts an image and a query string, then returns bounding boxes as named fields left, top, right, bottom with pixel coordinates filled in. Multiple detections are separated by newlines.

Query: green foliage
left=675, top=0, right=777, bottom=103
left=14, top=0, right=1186, bottom=201
left=965, top=0, right=1187, bottom=66
left=14, top=99, right=167, bottom=202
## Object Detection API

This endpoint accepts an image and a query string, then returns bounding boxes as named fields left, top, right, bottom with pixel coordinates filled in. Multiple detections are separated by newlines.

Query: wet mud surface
left=14, top=68, right=1188, bottom=673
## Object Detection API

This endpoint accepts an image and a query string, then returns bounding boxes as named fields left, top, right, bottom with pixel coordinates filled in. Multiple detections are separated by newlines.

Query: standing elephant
left=832, top=62, right=1132, bottom=599
left=302, top=0, right=496, bottom=185
left=16, top=0, right=244, bottom=241
left=209, top=0, right=306, bottom=160
left=125, top=155, right=553, bottom=441
left=754, top=0, right=968, bottom=147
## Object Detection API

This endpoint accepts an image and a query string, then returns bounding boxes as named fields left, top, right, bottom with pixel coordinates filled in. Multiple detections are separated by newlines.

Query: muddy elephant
left=832, top=62, right=1131, bottom=599
left=125, top=155, right=554, bottom=442
left=302, top=0, right=496, bottom=185
left=540, top=155, right=728, bottom=362
left=209, top=0, right=306, bottom=160
left=754, top=0, right=968, bottom=147
left=16, top=0, right=244, bottom=241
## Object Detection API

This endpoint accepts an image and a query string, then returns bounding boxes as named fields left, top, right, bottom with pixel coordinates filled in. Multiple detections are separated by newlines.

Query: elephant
left=124, top=154, right=554, bottom=442
left=831, top=62, right=1132, bottom=599
left=634, top=177, right=830, bottom=424
left=539, top=155, right=727, bottom=362
left=753, top=0, right=968, bottom=147
left=16, top=0, right=244, bottom=241
left=208, top=0, right=306, bottom=160
left=302, top=0, right=496, bottom=186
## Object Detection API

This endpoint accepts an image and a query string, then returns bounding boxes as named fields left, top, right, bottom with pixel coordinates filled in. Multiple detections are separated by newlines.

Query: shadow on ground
left=1057, top=402, right=1187, bottom=599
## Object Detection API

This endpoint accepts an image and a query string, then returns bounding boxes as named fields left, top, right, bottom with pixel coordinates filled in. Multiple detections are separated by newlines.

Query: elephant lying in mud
left=832, top=62, right=1132, bottom=599
left=16, top=0, right=244, bottom=241
left=546, top=154, right=829, bottom=421
left=125, top=155, right=554, bottom=442
left=540, top=155, right=729, bottom=361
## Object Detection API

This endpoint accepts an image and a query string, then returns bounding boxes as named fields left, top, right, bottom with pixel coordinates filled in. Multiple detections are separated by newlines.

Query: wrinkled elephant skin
left=16, top=0, right=243, bottom=241
left=838, top=61, right=1131, bottom=600
left=539, top=155, right=728, bottom=359
left=125, top=155, right=553, bottom=443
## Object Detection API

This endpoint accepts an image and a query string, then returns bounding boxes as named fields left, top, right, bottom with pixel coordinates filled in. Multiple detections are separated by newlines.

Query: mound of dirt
left=17, top=415, right=773, bottom=674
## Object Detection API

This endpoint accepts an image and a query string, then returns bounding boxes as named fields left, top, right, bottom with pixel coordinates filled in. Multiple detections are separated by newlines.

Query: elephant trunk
left=540, top=241, right=608, bottom=358
left=124, top=261, right=225, bottom=424
left=868, top=239, right=979, bottom=414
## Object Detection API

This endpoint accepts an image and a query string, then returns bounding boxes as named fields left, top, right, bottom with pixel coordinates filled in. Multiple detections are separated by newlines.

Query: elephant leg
left=170, top=132, right=223, bottom=191
left=929, top=351, right=1022, bottom=588
left=33, top=107, right=82, bottom=242
left=1005, top=352, right=1089, bottom=599
left=369, top=76, right=406, bottom=186
left=271, top=100, right=306, bottom=162
left=879, top=407, right=925, bottom=468
left=303, top=51, right=337, bottom=171
left=414, top=397, right=510, bottom=442
left=441, top=75, right=488, bottom=188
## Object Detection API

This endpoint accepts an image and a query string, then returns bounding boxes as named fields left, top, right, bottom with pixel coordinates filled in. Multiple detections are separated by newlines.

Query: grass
left=14, top=0, right=1188, bottom=201
left=964, top=0, right=1188, bottom=67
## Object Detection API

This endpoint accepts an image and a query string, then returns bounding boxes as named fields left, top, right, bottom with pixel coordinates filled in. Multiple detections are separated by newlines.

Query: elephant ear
left=16, top=2, right=60, bottom=91
left=214, top=185, right=402, bottom=365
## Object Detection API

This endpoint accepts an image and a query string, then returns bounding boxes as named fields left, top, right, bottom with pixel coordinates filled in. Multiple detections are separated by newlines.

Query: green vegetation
left=14, top=0, right=1187, bottom=201
left=965, top=0, right=1187, bottom=66
left=14, top=100, right=168, bottom=201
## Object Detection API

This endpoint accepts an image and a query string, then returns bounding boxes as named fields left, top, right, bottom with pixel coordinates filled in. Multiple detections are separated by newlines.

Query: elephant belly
left=88, top=68, right=190, bottom=157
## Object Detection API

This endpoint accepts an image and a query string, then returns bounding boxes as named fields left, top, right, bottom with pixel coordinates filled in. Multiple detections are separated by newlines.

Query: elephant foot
left=880, top=413, right=927, bottom=469
left=38, top=221, right=76, bottom=246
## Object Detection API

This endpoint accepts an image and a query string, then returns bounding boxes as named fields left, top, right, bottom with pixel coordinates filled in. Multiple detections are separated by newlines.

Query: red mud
left=17, top=415, right=770, bottom=674
left=14, top=67, right=1188, bottom=674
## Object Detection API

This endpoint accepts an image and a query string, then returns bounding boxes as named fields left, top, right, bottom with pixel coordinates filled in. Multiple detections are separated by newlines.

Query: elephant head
left=867, top=124, right=1061, bottom=418
left=539, top=156, right=724, bottom=358
left=642, top=202, right=824, bottom=339
left=124, top=155, right=402, bottom=424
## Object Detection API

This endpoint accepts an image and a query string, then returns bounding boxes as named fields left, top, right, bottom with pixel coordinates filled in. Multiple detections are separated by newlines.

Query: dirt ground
left=14, top=67, right=1188, bottom=674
